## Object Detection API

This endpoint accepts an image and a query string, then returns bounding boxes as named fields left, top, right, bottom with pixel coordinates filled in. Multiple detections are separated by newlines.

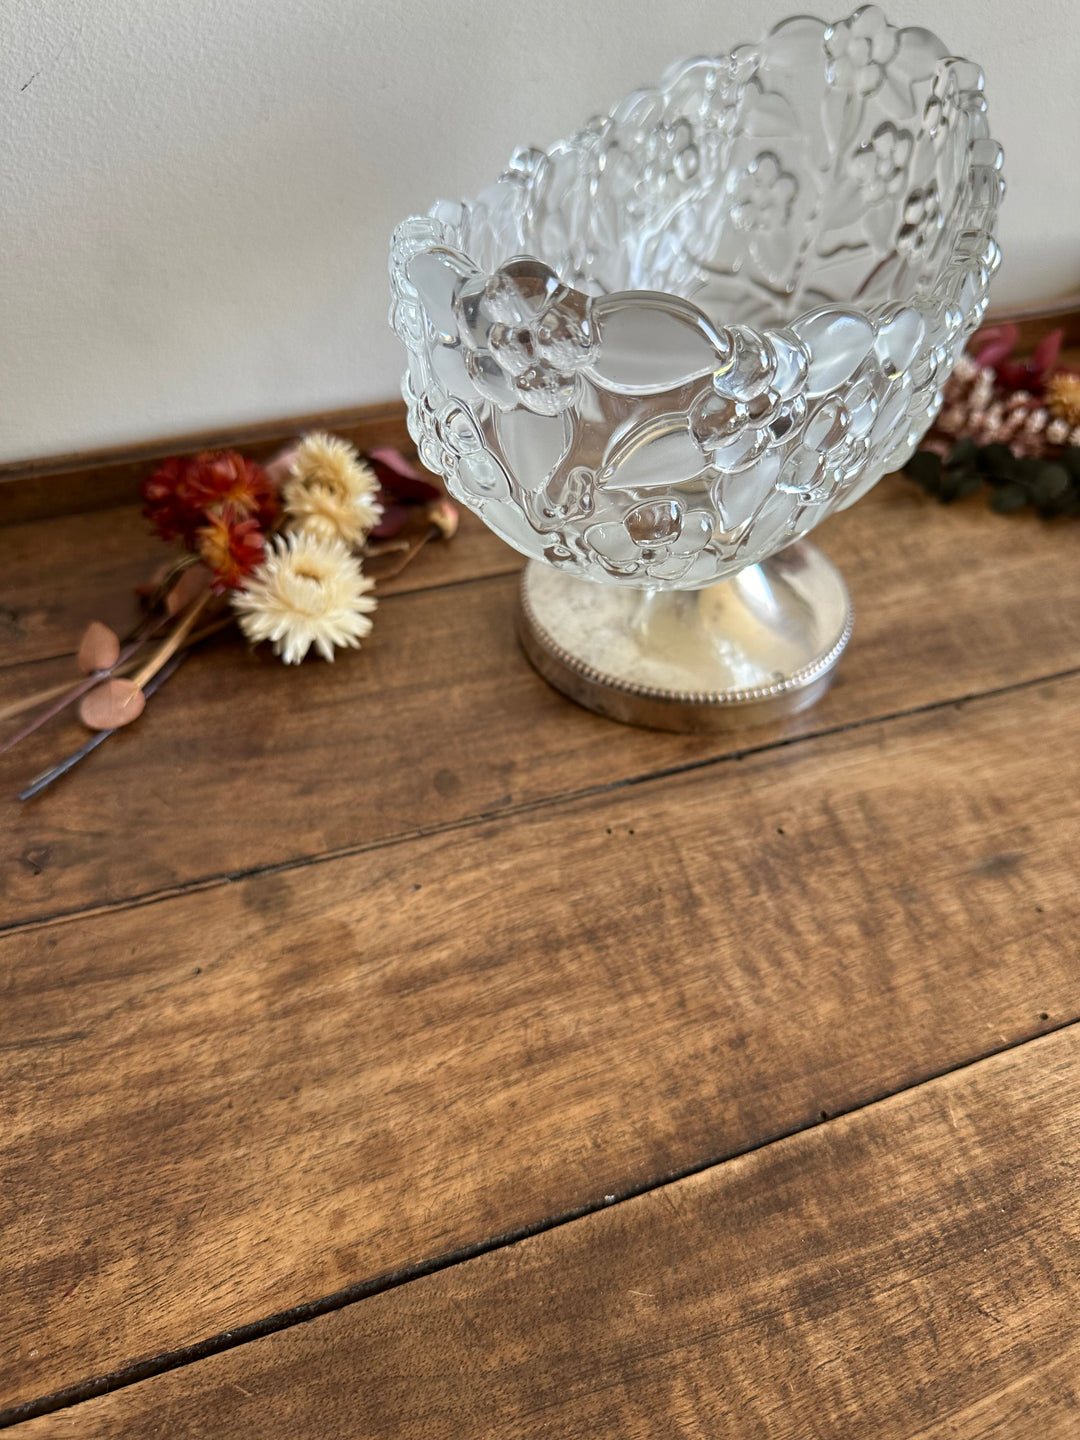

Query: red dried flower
left=365, top=446, right=441, bottom=503
left=196, top=507, right=267, bottom=591
left=975, top=325, right=1064, bottom=394
left=365, top=446, right=442, bottom=539
left=142, top=450, right=278, bottom=545
left=141, top=456, right=202, bottom=542
left=188, top=451, right=278, bottom=520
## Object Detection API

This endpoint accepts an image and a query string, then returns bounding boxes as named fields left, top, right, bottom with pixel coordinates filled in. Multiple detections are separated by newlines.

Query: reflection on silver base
left=518, top=542, right=853, bottom=733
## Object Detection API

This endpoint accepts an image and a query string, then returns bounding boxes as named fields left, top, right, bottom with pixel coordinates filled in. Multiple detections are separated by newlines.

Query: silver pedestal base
left=518, top=542, right=853, bottom=732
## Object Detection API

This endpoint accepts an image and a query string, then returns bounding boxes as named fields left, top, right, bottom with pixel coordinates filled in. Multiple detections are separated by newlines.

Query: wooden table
left=2, top=468, right=1079, bottom=1436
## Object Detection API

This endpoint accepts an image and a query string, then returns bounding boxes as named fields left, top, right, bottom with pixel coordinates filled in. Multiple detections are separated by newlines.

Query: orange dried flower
left=1046, top=371, right=1080, bottom=427
left=186, top=451, right=278, bottom=520
left=196, top=507, right=267, bottom=591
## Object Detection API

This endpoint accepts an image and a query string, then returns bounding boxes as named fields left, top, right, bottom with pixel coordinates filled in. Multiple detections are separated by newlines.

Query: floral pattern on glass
left=390, top=6, right=1003, bottom=589
left=823, top=4, right=900, bottom=95
left=849, top=122, right=914, bottom=204
left=730, top=153, right=799, bottom=232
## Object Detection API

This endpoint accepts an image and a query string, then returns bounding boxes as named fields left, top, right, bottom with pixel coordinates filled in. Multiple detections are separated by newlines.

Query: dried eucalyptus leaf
left=904, top=449, right=942, bottom=490
left=977, top=442, right=1021, bottom=483
left=989, top=483, right=1029, bottom=514
left=1030, top=463, right=1070, bottom=507
left=938, top=471, right=970, bottom=503
left=946, top=436, right=979, bottom=470
left=77, top=621, right=121, bottom=674
left=78, top=678, right=146, bottom=730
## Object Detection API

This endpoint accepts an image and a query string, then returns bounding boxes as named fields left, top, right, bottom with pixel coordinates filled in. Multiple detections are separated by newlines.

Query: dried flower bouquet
left=904, top=326, right=1080, bottom=515
left=3, top=436, right=457, bottom=798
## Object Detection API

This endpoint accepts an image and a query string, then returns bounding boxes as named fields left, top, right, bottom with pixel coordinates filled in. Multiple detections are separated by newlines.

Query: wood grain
left=25, top=1026, right=1079, bottom=1440
left=3, top=676, right=1078, bottom=1413
left=0, top=403, right=414, bottom=525
left=3, top=477, right=1080, bottom=930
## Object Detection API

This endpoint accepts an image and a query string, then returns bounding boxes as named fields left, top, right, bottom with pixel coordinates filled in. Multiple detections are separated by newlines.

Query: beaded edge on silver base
left=518, top=571, right=854, bottom=710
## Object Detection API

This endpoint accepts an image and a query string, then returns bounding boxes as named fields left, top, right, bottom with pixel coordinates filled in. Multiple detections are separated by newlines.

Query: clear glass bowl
left=389, top=4, right=1003, bottom=592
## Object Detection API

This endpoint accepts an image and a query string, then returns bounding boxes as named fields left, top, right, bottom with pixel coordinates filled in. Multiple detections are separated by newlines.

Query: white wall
left=2, top=0, right=1078, bottom=465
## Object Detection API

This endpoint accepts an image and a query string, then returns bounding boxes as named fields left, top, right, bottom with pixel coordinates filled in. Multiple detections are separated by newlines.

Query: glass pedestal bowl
left=389, top=5, right=1003, bottom=730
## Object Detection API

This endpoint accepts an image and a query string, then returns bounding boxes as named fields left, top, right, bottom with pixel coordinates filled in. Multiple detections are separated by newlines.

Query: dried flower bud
left=264, top=444, right=301, bottom=490
left=1045, top=371, right=1080, bottom=426
left=427, top=497, right=460, bottom=540
left=972, top=371, right=995, bottom=409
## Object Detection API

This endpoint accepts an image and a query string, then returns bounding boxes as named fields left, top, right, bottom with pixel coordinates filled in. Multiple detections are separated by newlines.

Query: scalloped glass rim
left=390, top=5, right=1005, bottom=589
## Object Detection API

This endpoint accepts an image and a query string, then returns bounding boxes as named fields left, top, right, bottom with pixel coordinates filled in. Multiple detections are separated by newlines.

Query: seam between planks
left=3, top=1011, right=1076, bottom=1430
left=4, top=661, right=1080, bottom=940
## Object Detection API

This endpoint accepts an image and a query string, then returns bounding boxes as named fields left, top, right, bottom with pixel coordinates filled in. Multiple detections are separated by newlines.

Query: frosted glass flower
left=584, top=501, right=714, bottom=582
left=849, top=122, right=913, bottom=203
left=897, top=182, right=943, bottom=256
left=730, top=153, right=798, bottom=232
left=824, top=5, right=899, bottom=95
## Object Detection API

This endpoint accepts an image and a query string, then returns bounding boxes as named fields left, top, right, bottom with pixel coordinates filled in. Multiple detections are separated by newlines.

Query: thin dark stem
left=0, top=637, right=151, bottom=755
left=364, top=525, right=438, bottom=582
left=0, top=589, right=217, bottom=754
left=126, top=591, right=211, bottom=694
left=18, top=652, right=189, bottom=801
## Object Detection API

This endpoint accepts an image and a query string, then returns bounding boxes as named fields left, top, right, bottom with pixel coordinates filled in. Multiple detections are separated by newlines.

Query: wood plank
left=3, top=477, right=1080, bottom=929
left=0, top=506, right=160, bottom=671
left=2, top=677, right=1078, bottom=1412
left=0, top=502, right=516, bottom=675
left=24, top=1026, right=1080, bottom=1439
left=984, top=292, right=1080, bottom=349
left=0, top=403, right=414, bottom=525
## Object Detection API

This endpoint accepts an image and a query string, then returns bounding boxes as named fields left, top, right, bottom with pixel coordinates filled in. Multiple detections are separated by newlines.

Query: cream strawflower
left=232, top=532, right=377, bottom=663
left=282, top=432, right=382, bottom=546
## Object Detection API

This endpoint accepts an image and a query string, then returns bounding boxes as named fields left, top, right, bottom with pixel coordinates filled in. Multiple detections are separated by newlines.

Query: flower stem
left=125, top=590, right=213, bottom=701
left=1, top=598, right=226, bottom=750
left=364, top=525, right=439, bottom=582
left=0, top=644, right=147, bottom=748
